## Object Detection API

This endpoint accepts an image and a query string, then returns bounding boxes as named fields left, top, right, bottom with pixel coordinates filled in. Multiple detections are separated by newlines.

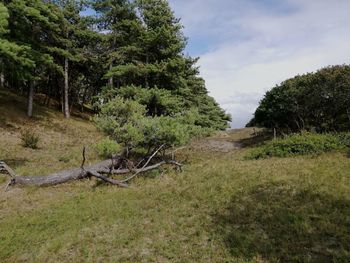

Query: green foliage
left=95, top=138, right=121, bottom=158
left=117, top=86, right=184, bottom=116
left=1, top=0, right=229, bottom=130
left=21, top=130, right=40, bottom=149
left=94, top=97, right=146, bottom=147
left=249, top=65, right=350, bottom=132
left=0, top=3, right=9, bottom=35
left=337, top=133, right=350, bottom=147
left=246, top=133, right=349, bottom=159
left=94, top=95, right=210, bottom=150
left=140, top=116, right=191, bottom=148
left=95, top=0, right=230, bottom=131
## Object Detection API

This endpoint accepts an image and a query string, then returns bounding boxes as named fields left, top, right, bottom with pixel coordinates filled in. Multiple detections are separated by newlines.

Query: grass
left=0, top=90, right=349, bottom=262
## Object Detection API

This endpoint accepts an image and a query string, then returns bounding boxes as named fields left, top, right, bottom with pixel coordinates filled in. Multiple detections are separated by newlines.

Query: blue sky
left=169, top=0, right=350, bottom=127
left=85, top=1, right=350, bottom=127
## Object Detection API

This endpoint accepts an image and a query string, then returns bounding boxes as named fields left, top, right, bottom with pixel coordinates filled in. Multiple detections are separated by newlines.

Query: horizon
left=83, top=0, right=350, bottom=128
left=168, top=0, right=350, bottom=127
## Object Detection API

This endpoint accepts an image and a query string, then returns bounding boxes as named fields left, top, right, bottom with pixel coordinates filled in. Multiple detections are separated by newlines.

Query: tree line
left=248, top=65, right=350, bottom=132
left=0, top=0, right=230, bottom=132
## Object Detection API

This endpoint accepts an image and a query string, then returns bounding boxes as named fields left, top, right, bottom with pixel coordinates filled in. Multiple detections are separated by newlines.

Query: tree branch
left=120, top=144, right=165, bottom=183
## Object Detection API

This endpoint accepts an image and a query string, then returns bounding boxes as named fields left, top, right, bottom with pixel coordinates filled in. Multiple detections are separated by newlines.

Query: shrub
left=249, top=65, right=350, bottom=132
left=94, top=96, right=211, bottom=151
left=21, top=130, right=40, bottom=149
left=95, top=138, right=121, bottom=158
left=337, top=133, right=350, bottom=147
left=246, top=133, right=347, bottom=159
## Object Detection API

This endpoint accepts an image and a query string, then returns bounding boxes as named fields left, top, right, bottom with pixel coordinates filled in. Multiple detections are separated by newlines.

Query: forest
left=0, top=0, right=230, bottom=129
left=0, top=1, right=349, bottom=262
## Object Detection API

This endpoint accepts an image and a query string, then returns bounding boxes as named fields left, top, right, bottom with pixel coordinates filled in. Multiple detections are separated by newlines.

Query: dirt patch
left=190, top=139, right=242, bottom=153
left=189, top=128, right=267, bottom=153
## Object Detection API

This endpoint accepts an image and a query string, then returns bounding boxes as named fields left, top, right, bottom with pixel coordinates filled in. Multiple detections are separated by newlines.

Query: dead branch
left=87, top=171, right=128, bottom=188
left=0, top=161, right=17, bottom=178
left=81, top=146, right=86, bottom=169
left=0, top=146, right=182, bottom=190
left=120, top=144, right=165, bottom=183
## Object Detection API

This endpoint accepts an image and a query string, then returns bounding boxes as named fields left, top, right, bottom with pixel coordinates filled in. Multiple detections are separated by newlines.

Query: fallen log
left=0, top=150, right=182, bottom=190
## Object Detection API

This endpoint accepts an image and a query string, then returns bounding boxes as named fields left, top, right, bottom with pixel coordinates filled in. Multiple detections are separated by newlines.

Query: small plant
left=58, top=155, right=71, bottom=163
left=95, top=138, right=121, bottom=158
left=21, top=130, right=40, bottom=149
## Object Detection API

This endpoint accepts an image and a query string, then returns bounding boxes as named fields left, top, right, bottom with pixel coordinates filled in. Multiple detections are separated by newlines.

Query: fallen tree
left=0, top=145, right=182, bottom=191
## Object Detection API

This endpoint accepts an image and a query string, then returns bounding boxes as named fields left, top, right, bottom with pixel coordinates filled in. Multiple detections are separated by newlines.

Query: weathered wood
left=0, top=158, right=182, bottom=189
left=0, top=161, right=17, bottom=178
left=11, top=160, right=112, bottom=187
left=64, top=57, right=70, bottom=118
left=87, top=171, right=128, bottom=188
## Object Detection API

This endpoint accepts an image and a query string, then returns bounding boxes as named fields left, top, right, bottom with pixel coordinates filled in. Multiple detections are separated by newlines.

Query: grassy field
left=0, top=90, right=349, bottom=262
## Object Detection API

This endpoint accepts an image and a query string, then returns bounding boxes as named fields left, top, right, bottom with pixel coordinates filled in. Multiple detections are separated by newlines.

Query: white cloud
left=170, top=0, right=350, bottom=128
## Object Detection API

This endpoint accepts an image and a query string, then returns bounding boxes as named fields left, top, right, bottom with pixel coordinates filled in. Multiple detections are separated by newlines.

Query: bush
left=249, top=65, right=350, bottom=132
left=246, top=133, right=347, bottom=159
left=95, top=138, right=121, bottom=158
left=94, top=96, right=212, bottom=151
left=21, top=130, right=40, bottom=149
left=337, top=133, right=350, bottom=147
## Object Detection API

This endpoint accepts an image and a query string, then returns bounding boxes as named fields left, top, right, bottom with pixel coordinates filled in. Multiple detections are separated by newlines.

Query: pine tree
left=3, top=0, right=63, bottom=117
left=104, top=0, right=230, bottom=129
left=49, top=0, right=93, bottom=118
left=93, top=0, right=143, bottom=88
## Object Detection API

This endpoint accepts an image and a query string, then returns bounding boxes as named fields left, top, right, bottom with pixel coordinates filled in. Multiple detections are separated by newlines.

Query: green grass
left=0, top=91, right=349, bottom=262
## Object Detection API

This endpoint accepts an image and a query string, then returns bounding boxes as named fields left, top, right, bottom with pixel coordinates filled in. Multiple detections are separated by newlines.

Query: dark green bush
left=21, top=130, right=40, bottom=149
left=246, top=133, right=349, bottom=159
left=94, top=96, right=211, bottom=151
left=249, top=65, right=350, bottom=132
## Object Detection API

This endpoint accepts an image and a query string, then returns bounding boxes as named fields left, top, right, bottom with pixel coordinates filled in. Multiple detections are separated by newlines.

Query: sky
left=168, top=0, right=350, bottom=128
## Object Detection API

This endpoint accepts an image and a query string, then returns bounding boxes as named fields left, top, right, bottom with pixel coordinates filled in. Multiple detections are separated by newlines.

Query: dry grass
left=0, top=89, right=103, bottom=177
left=0, top=90, right=349, bottom=262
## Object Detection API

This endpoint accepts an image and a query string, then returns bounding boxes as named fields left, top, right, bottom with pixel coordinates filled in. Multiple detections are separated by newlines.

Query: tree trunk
left=0, top=72, right=4, bottom=88
left=64, top=57, right=70, bottom=118
left=27, top=81, right=35, bottom=118
left=1, top=158, right=181, bottom=189
left=108, top=63, right=113, bottom=87
left=145, top=54, right=149, bottom=88
left=0, top=58, right=4, bottom=88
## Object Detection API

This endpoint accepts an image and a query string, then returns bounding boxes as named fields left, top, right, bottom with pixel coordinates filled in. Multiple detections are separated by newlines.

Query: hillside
left=0, top=90, right=349, bottom=262
left=0, top=89, right=103, bottom=177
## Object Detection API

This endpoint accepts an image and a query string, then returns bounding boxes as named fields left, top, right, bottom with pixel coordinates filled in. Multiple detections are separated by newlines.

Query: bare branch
left=120, top=144, right=165, bottom=183
left=0, top=161, right=17, bottom=178
left=87, top=171, right=128, bottom=188
left=81, top=147, right=86, bottom=170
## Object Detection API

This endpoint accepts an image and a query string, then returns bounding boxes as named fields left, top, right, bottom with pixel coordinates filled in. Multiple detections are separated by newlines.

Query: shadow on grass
left=213, top=182, right=350, bottom=262
left=2, top=158, right=28, bottom=168
left=238, top=130, right=274, bottom=148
